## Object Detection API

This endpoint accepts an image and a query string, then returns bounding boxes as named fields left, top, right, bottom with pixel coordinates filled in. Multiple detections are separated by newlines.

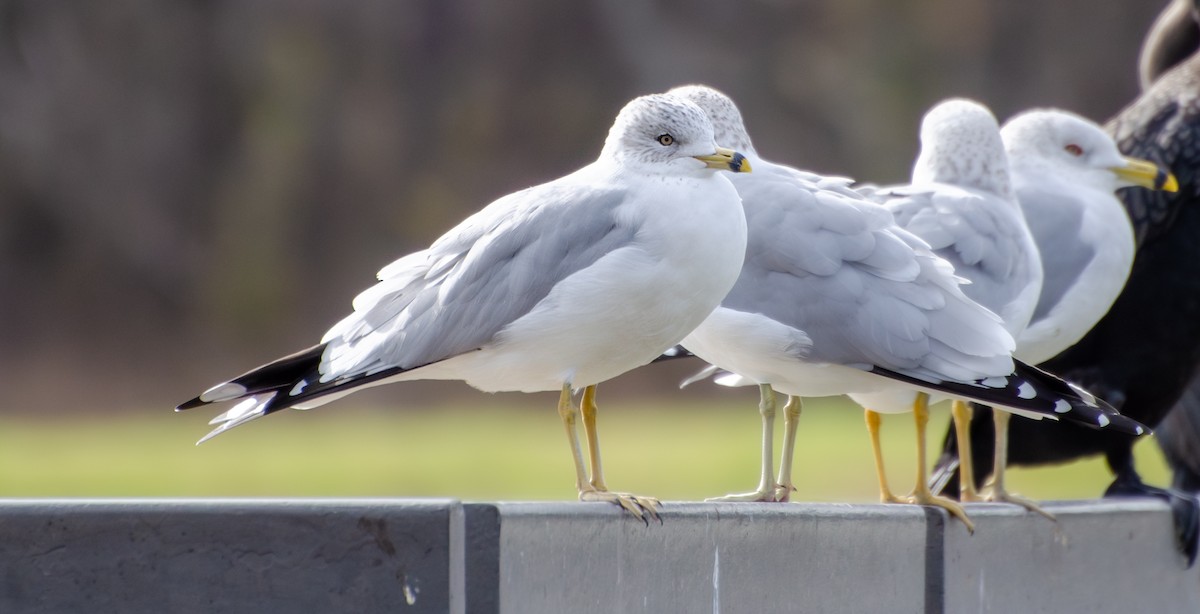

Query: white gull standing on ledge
left=855, top=98, right=1047, bottom=514
left=177, top=93, right=752, bottom=521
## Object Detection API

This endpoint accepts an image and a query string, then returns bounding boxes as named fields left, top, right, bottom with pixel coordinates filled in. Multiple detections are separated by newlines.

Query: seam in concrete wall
left=464, top=504, right=500, bottom=614
left=449, top=502, right=466, bottom=614
left=923, top=507, right=946, bottom=614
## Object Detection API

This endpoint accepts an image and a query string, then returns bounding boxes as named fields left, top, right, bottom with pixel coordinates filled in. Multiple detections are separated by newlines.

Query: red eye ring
left=1065, top=144, right=1083, bottom=156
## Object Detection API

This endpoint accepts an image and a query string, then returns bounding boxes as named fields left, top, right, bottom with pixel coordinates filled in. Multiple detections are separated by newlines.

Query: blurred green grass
left=0, top=392, right=1170, bottom=503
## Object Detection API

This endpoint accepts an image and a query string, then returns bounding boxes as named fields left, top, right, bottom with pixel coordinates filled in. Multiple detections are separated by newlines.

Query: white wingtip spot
left=1097, top=414, right=1111, bottom=428
left=207, top=397, right=261, bottom=425
left=196, top=394, right=275, bottom=444
left=1016, top=382, right=1036, bottom=399
left=199, top=382, right=248, bottom=403
left=981, top=377, right=1008, bottom=388
left=1054, top=399, right=1072, bottom=414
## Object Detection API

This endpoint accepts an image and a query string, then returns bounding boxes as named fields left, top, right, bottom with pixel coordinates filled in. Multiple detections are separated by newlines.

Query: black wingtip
left=174, top=344, right=329, bottom=414
left=1107, top=412, right=1153, bottom=437
left=1014, top=361, right=1151, bottom=436
left=175, top=397, right=208, bottom=412
left=867, top=362, right=1150, bottom=436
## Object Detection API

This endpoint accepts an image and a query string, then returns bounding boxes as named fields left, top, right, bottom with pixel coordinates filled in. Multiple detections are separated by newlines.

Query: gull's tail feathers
left=176, top=343, right=410, bottom=443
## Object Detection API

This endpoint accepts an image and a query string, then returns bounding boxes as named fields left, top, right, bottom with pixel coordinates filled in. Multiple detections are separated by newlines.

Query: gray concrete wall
left=0, top=499, right=464, bottom=614
left=0, top=499, right=1195, bottom=613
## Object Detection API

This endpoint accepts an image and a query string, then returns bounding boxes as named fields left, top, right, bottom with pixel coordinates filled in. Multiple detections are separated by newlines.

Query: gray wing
left=724, top=168, right=1011, bottom=380
left=884, top=184, right=1031, bottom=317
left=1018, top=186, right=1096, bottom=323
left=320, top=181, right=636, bottom=378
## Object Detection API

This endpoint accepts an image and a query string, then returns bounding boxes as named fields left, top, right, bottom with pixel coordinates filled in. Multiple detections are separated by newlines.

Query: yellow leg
left=576, top=384, right=661, bottom=521
left=774, top=395, right=803, bottom=502
left=981, top=411, right=1055, bottom=520
left=909, top=393, right=975, bottom=533
left=557, top=383, right=589, bottom=493
left=708, top=384, right=778, bottom=502
left=579, top=384, right=607, bottom=491
left=950, top=400, right=981, bottom=502
left=865, top=409, right=904, bottom=503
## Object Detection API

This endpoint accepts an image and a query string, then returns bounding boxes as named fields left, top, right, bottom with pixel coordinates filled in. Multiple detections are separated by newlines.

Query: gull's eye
left=656, top=134, right=674, bottom=146
left=1065, top=144, right=1083, bottom=156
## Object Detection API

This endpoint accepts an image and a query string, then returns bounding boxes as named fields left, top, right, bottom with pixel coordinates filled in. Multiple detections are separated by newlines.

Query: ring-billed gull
left=177, top=93, right=751, bottom=520
left=933, top=0, right=1200, bottom=561
left=665, top=85, right=1146, bottom=531
left=858, top=98, right=1049, bottom=515
left=849, top=98, right=1045, bottom=524
left=1005, top=109, right=1176, bottom=364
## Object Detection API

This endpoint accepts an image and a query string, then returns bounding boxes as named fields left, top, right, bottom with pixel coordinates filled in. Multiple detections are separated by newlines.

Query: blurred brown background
left=0, top=0, right=1164, bottom=413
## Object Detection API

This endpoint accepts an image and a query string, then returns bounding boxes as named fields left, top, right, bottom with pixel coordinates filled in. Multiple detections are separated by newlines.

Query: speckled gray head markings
left=913, top=98, right=1013, bottom=199
left=668, top=85, right=756, bottom=154
left=602, top=93, right=718, bottom=166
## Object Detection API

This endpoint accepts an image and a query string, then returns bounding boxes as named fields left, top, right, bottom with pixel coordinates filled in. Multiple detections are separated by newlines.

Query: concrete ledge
left=943, top=500, right=1197, bottom=614
left=0, top=499, right=1195, bottom=613
left=492, top=501, right=934, bottom=612
left=0, top=499, right=463, bottom=614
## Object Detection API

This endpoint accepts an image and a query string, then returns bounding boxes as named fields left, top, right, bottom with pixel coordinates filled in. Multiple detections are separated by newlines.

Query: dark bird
left=1145, top=0, right=1200, bottom=502
left=1158, top=381, right=1200, bottom=492
left=930, top=0, right=1200, bottom=564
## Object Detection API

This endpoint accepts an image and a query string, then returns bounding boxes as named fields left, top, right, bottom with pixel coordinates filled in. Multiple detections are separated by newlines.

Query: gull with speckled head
left=176, top=93, right=751, bottom=520
left=666, top=85, right=1147, bottom=532
left=856, top=98, right=1048, bottom=515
